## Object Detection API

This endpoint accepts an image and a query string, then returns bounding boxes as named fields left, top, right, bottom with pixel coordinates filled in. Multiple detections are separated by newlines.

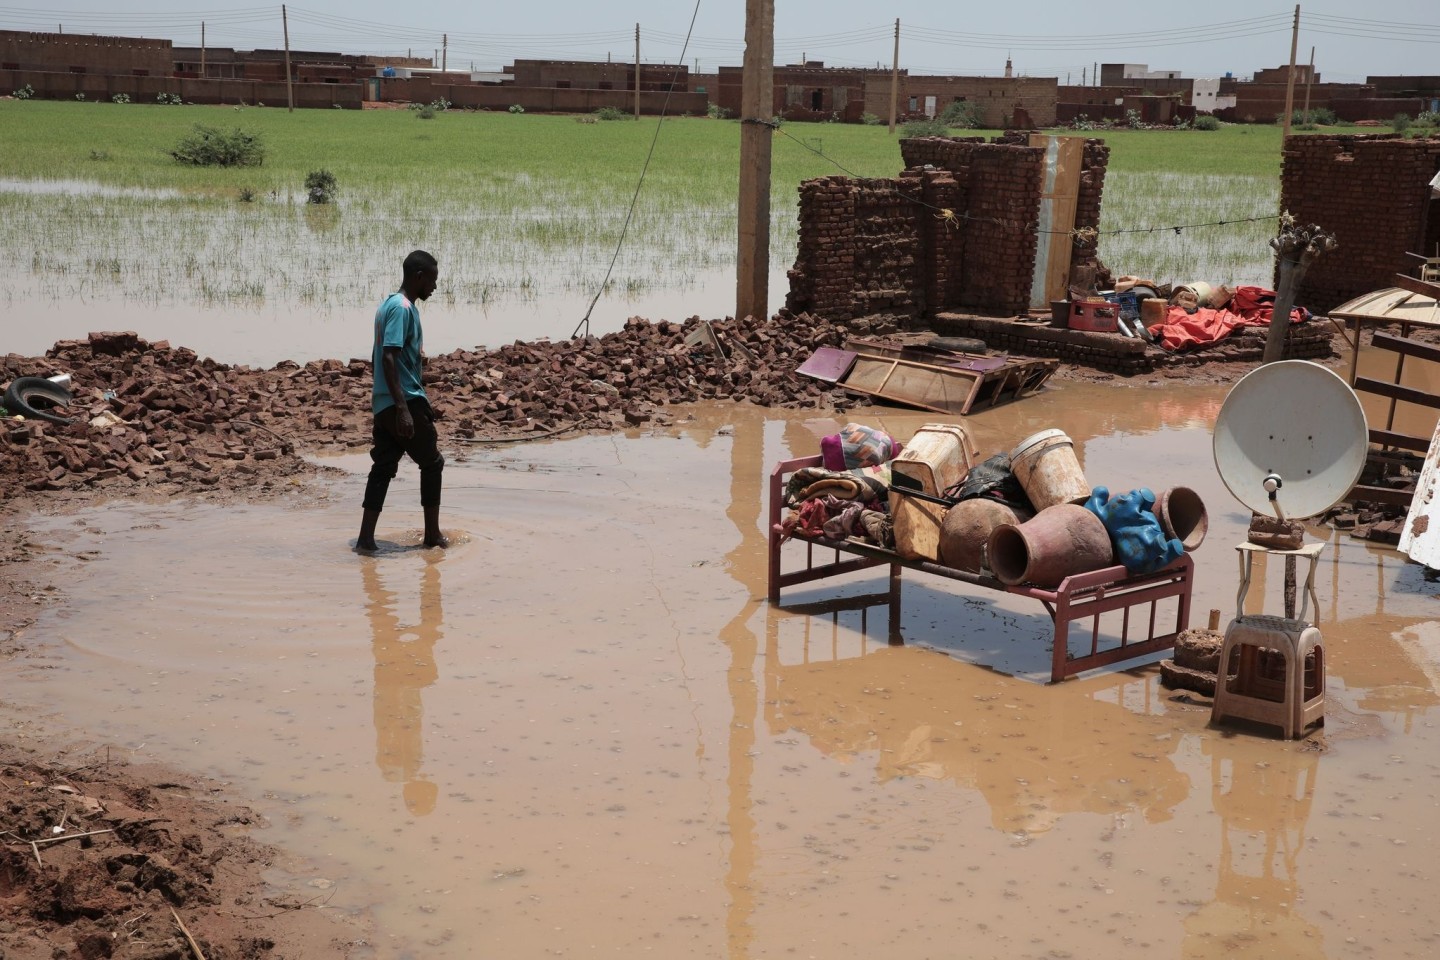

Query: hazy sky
left=3, top=2, right=1436, bottom=84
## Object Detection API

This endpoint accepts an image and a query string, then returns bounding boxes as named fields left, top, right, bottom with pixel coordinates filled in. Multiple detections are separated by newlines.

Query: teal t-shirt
left=371, top=292, right=427, bottom=414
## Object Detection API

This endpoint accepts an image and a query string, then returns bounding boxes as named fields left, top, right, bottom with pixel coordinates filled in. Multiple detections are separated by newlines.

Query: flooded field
left=7, top=383, right=1440, bottom=959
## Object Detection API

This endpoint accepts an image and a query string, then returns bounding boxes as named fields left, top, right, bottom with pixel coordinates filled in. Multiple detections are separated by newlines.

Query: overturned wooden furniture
left=796, top=338, right=1057, bottom=416
left=767, top=455, right=1194, bottom=683
left=1331, top=275, right=1440, bottom=508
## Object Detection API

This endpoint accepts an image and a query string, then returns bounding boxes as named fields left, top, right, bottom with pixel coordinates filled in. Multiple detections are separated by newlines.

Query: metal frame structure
left=768, top=455, right=1194, bottom=683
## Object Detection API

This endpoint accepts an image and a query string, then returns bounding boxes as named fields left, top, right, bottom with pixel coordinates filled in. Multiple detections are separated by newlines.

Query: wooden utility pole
left=200, top=21, right=205, bottom=78
left=887, top=19, right=900, bottom=134
left=736, top=0, right=774, bottom=323
left=1281, top=4, right=1300, bottom=140
left=634, top=24, right=641, bottom=118
left=1302, top=46, right=1314, bottom=123
left=1264, top=220, right=1336, bottom=363
left=282, top=4, right=294, bottom=112
left=442, top=34, right=447, bottom=73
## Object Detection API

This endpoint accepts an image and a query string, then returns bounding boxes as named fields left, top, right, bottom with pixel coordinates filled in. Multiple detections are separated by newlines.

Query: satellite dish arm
left=1263, top=473, right=1286, bottom=521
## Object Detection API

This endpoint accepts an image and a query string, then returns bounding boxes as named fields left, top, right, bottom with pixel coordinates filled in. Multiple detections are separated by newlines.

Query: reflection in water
left=763, top=598, right=1190, bottom=834
left=362, top=554, right=444, bottom=816
left=1184, top=738, right=1324, bottom=958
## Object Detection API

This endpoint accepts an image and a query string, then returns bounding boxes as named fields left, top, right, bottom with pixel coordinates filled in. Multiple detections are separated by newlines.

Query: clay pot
left=987, top=503, right=1114, bottom=587
left=939, top=499, right=1027, bottom=573
left=1155, top=486, right=1208, bottom=550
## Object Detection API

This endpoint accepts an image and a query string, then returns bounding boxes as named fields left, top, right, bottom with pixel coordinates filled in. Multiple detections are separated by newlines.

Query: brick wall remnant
left=787, top=134, right=1112, bottom=322
left=1279, top=134, right=1440, bottom=313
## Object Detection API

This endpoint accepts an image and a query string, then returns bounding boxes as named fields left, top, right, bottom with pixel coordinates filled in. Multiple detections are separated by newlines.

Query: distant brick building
left=0, top=29, right=171, bottom=76
left=716, top=62, right=1056, bottom=126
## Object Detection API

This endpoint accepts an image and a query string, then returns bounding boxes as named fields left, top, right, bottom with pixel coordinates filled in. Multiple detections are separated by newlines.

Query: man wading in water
left=356, top=250, right=448, bottom=551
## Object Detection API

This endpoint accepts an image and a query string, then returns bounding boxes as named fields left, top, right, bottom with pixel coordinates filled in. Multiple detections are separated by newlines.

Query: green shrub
left=1070, top=114, right=1098, bottom=131
left=13, top=84, right=33, bottom=99
left=304, top=169, right=337, bottom=204
left=507, top=103, right=525, bottom=114
left=706, top=103, right=731, bottom=120
left=111, top=93, right=130, bottom=104
left=170, top=124, right=265, bottom=167
left=74, top=92, right=86, bottom=102
left=156, top=92, right=182, bottom=105
left=901, top=117, right=950, bottom=137
left=594, top=106, right=632, bottom=121
left=415, top=104, right=436, bottom=119
left=1392, top=113, right=1412, bottom=133
left=1190, top=113, right=1220, bottom=129
left=939, top=99, right=983, bottom=129
left=238, top=187, right=256, bottom=203
left=859, top=112, right=882, bottom=126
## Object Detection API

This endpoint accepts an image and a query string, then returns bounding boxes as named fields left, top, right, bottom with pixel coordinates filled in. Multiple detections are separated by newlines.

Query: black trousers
left=363, top=398, right=443, bottom=511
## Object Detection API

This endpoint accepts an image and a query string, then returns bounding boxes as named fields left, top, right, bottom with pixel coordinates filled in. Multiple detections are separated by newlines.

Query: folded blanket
left=785, top=464, right=892, bottom=507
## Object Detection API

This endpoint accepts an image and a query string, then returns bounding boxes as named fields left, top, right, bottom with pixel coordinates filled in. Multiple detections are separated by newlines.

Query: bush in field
left=707, top=103, right=731, bottom=119
left=508, top=103, right=525, bottom=114
left=939, top=99, right=983, bottom=129
left=171, top=124, right=265, bottom=167
left=156, top=92, right=182, bottom=105
left=304, top=169, right=337, bottom=204
left=13, top=84, right=34, bottom=99
left=1392, top=113, right=1412, bottom=133
left=901, top=117, right=950, bottom=137
left=409, top=97, right=449, bottom=119
left=859, top=112, right=882, bottom=125
left=111, top=93, right=130, bottom=104
left=74, top=92, right=86, bottom=102
left=594, top=106, right=632, bottom=121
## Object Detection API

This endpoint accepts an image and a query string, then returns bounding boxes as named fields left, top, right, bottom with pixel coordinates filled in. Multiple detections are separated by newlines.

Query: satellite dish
left=1212, top=360, right=1368, bottom=520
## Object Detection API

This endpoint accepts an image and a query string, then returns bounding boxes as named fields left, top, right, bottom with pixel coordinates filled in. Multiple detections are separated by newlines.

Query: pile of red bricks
left=0, top=314, right=853, bottom=502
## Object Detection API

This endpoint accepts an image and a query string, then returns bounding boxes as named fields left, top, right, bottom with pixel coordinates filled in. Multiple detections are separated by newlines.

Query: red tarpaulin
left=1145, top=285, right=1308, bottom=351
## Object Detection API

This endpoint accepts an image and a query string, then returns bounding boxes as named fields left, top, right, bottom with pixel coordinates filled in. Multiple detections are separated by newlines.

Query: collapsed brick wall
left=1072, top=139, right=1110, bottom=282
left=787, top=177, right=921, bottom=321
left=786, top=135, right=1111, bottom=322
left=1280, top=134, right=1440, bottom=313
left=958, top=144, right=1043, bottom=314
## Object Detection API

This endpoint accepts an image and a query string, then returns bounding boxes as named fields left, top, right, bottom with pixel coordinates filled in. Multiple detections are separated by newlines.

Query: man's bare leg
left=423, top=504, right=448, bottom=549
left=357, top=509, right=381, bottom=552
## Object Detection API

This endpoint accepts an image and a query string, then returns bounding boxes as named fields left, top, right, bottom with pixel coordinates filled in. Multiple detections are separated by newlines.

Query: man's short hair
left=403, top=249, right=438, bottom=278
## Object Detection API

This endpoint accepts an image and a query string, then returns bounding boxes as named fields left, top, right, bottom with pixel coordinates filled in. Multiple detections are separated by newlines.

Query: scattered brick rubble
left=0, top=313, right=857, bottom=503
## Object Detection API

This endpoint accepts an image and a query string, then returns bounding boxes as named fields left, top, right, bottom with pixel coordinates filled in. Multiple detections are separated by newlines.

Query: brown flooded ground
left=6, top=381, right=1440, bottom=959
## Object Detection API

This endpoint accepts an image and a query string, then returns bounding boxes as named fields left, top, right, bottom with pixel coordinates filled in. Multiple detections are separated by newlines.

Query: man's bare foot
left=355, top=538, right=378, bottom=552
left=423, top=533, right=449, bottom=549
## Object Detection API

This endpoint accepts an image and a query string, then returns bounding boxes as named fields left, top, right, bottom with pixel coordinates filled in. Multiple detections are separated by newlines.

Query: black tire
left=3, top=377, right=75, bottom=426
left=927, top=336, right=988, bottom=355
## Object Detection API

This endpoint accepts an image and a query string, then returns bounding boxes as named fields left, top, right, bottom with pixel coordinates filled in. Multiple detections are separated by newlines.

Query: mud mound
left=0, top=738, right=360, bottom=958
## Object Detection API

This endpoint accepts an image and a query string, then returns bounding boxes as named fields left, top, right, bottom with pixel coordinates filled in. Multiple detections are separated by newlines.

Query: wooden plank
left=1028, top=134, right=1084, bottom=310
left=1347, top=484, right=1415, bottom=507
left=1370, top=330, right=1440, bottom=365
left=1370, top=428, right=1434, bottom=453
left=1353, top=376, right=1440, bottom=410
left=1394, top=273, right=1440, bottom=299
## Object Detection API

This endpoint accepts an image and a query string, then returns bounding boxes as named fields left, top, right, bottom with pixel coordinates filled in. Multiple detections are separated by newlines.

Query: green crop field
left=0, top=98, right=1386, bottom=316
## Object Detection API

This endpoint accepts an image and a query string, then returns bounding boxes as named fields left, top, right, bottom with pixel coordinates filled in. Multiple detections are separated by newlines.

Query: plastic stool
left=1211, top=614, right=1325, bottom=739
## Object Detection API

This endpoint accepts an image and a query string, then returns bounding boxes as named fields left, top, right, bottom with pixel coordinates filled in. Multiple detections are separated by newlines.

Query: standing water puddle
left=7, top=383, right=1440, bottom=958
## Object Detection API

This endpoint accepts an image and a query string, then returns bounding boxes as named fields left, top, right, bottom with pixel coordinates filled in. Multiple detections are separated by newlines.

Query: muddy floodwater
left=8, top=381, right=1440, bottom=959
